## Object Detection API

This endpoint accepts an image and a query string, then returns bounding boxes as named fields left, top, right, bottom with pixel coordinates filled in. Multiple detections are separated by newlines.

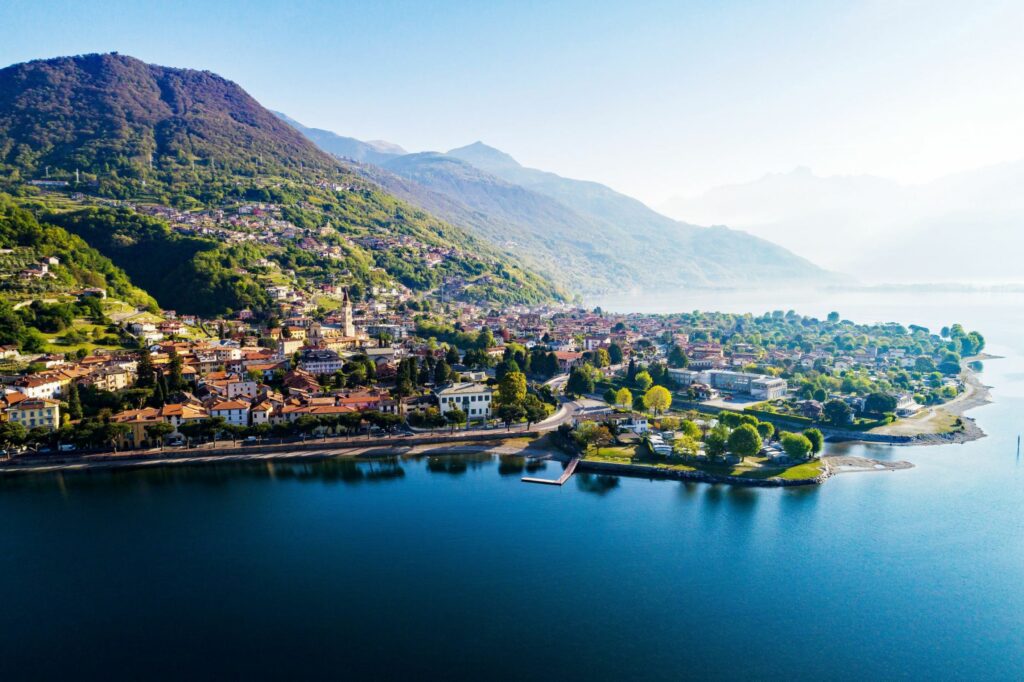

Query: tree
left=667, top=345, right=689, bottom=368
left=498, top=404, right=526, bottom=430
left=755, top=421, right=775, bottom=441
left=634, top=371, right=653, bottom=391
left=101, top=422, right=130, bottom=452
left=680, top=420, right=702, bottom=439
left=608, top=343, right=624, bottom=365
left=136, top=348, right=155, bottom=387
left=167, top=347, right=185, bottom=390
left=705, top=424, right=730, bottom=460
left=803, top=428, right=824, bottom=456
left=643, top=385, right=672, bottom=415
left=592, top=425, right=614, bottom=455
left=433, top=360, right=452, bottom=385
left=145, top=421, right=174, bottom=449
left=565, top=366, right=595, bottom=397
left=66, top=382, right=83, bottom=421
left=0, top=421, right=27, bottom=453
left=498, top=371, right=527, bottom=407
left=864, top=392, right=897, bottom=415
left=727, top=423, right=763, bottom=458
left=178, top=420, right=204, bottom=446
left=823, top=399, right=854, bottom=426
left=445, top=346, right=460, bottom=366
left=603, top=387, right=618, bottom=405
left=445, top=408, right=467, bottom=432
left=204, top=416, right=228, bottom=445
left=780, top=431, right=813, bottom=460
left=827, top=311, right=841, bottom=323
left=614, top=387, right=632, bottom=410
left=522, top=395, right=548, bottom=429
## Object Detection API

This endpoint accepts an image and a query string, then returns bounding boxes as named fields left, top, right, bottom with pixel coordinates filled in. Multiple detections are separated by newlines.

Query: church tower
left=341, top=287, right=355, bottom=337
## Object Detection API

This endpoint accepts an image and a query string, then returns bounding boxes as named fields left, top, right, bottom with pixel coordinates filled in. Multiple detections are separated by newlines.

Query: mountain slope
left=346, top=139, right=831, bottom=291
left=0, top=54, right=562, bottom=310
left=272, top=111, right=404, bottom=166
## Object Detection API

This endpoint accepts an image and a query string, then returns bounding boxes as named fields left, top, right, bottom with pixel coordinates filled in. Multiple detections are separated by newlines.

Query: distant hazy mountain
left=280, top=120, right=833, bottom=292
left=272, top=111, right=404, bottom=165
left=661, top=163, right=1024, bottom=283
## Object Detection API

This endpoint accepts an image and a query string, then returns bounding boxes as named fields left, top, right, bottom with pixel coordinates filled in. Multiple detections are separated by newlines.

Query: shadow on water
left=574, top=472, right=620, bottom=495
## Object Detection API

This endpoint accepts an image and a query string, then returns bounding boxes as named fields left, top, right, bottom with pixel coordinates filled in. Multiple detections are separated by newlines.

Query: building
left=13, top=375, right=65, bottom=400
left=435, top=382, right=494, bottom=420
left=209, top=400, right=251, bottom=427
left=299, top=349, right=344, bottom=375
left=676, top=370, right=788, bottom=401
left=7, top=398, right=61, bottom=431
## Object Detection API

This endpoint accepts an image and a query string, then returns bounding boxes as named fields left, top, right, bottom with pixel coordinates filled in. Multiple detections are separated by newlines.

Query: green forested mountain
left=0, top=54, right=561, bottom=310
left=0, top=194, right=155, bottom=308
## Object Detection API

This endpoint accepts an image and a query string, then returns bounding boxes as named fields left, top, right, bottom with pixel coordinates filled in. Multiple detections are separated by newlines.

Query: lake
left=2, top=289, right=1023, bottom=680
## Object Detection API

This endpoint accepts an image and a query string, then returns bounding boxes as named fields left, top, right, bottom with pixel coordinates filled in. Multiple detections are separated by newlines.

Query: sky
left=2, top=0, right=1023, bottom=205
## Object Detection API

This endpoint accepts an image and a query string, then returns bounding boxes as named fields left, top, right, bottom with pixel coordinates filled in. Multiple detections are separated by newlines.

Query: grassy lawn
left=583, top=444, right=824, bottom=481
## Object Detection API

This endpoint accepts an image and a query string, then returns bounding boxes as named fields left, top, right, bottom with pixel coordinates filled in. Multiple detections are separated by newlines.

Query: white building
left=435, top=382, right=494, bottom=420
left=210, top=400, right=251, bottom=427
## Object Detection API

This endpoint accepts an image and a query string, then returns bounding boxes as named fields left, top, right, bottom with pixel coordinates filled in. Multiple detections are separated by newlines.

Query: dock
left=522, top=456, right=580, bottom=485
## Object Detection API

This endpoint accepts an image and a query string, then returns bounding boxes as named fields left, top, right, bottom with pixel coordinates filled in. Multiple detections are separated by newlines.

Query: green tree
left=445, top=408, right=467, bottom=432
left=803, top=428, right=824, bottom=456
left=755, top=421, right=775, bottom=441
left=522, top=394, right=549, bottom=429
left=66, top=382, right=83, bottom=421
left=565, top=366, right=595, bottom=397
left=864, top=392, right=897, bottom=414
left=145, top=421, right=174, bottom=449
left=634, top=371, right=653, bottom=391
left=704, top=424, right=730, bottom=460
left=498, top=370, right=527, bottom=407
left=667, top=345, right=689, bottom=368
left=780, top=431, right=813, bottom=459
left=498, top=403, right=526, bottom=430
left=614, top=387, right=633, bottom=410
left=608, top=343, right=624, bottom=365
left=823, top=399, right=854, bottom=426
left=643, top=385, right=672, bottom=415
left=727, top=423, right=763, bottom=458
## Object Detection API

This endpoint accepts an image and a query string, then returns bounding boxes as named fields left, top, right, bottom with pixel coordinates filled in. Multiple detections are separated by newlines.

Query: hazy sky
left=3, top=0, right=1022, bottom=204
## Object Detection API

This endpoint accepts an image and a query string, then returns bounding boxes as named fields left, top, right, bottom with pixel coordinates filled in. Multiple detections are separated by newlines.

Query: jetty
left=522, top=456, right=580, bottom=485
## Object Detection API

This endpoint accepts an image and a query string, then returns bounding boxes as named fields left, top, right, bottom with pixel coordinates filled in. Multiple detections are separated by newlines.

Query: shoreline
left=856, top=356, right=993, bottom=447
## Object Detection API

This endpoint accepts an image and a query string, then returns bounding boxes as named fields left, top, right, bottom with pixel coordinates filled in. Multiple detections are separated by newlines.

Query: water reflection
left=574, top=473, right=619, bottom=495
left=0, top=457, right=410, bottom=491
left=497, top=455, right=526, bottom=476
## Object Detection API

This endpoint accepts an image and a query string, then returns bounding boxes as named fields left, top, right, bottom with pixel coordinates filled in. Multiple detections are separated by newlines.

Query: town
left=0, top=274, right=985, bottom=476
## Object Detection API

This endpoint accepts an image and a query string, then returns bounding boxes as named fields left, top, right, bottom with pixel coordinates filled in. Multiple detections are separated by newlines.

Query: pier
left=522, top=457, right=580, bottom=485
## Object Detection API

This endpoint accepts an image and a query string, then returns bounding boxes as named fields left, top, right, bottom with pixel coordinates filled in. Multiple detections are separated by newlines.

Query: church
left=307, top=289, right=364, bottom=351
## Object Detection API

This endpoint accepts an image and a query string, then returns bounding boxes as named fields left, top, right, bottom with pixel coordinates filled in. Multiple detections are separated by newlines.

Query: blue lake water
left=2, top=290, right=1023, bottom=680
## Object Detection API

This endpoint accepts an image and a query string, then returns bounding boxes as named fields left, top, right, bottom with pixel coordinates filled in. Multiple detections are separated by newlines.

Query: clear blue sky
left=2, top=0, right=1022, bottom=204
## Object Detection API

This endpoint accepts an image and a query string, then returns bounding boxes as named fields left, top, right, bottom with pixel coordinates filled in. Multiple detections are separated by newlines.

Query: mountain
left=0, top=53, right=333, bottom=182
left=0, top=54, right=562, bottom=311
left=275, top=115, right=833, bottom=291
left=661, top=163, right=1024, bottom=283
left=272, top=111, right=405, bottom=166
left=380, top=141, right=833, bottom=291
